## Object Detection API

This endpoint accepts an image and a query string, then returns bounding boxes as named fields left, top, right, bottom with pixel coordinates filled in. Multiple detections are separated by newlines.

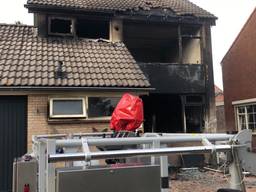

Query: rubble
left=170, top=169, right=256, bottom=192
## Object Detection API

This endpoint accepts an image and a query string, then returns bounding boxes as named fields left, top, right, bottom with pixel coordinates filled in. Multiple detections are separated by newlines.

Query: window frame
left=48, top=16, right=75, bottom=37
left=49, top=98, right=86, bottom=119
left=235, top=103, right=256, bottom=132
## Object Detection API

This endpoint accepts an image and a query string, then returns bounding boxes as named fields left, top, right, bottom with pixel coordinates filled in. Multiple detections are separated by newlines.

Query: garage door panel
left=0, top=96, right=27, bottom=192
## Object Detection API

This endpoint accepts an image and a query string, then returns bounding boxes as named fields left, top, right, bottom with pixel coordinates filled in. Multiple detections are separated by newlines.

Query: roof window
left=48, top=17, right=74, bottom=36
left=76, top=19, right=109, bottom=39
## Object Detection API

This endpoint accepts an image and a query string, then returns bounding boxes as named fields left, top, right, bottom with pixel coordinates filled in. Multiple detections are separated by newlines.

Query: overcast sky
left=0, top=0, right=255, bottom=89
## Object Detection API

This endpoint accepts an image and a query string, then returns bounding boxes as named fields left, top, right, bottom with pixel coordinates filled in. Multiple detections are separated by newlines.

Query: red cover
left=110, top=93, right=144, bottom=131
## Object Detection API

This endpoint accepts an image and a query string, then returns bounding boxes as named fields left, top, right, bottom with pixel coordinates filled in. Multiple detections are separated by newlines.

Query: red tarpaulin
left=110, top=93, right=144, bottom=132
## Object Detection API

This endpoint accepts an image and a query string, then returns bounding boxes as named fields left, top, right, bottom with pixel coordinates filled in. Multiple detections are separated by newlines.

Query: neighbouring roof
left=26, top=0, right=216, bottom=19
left=221, top=8, right=256, bottom=65
left=0, top=24, right=150, bottom=89
left=215, top=85, right=224, bottom=103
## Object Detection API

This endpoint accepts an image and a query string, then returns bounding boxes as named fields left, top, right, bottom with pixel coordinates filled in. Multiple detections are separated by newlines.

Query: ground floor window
left=236, top=104, right=256, bottom=131
left=87, top=97, right=120, bottom=118
left=49, top=98, right=86, bottom=118
left=49, top=96, right=120, bottom=119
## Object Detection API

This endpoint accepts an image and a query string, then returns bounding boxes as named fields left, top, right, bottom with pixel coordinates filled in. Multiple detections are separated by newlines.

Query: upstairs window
left=76, top=19, right=109, bottom=39
left=48, top=17, right=74, bottom=36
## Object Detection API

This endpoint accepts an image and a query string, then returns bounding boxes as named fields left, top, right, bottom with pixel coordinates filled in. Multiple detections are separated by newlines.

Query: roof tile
left=0, top=24, right=150, bottom=89
left=26, top=0, right=215, bottom=19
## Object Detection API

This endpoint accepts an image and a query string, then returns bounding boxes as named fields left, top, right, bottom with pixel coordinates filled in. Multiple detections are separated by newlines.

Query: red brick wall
left=27, top=95, right=110, bottom=150
left=222, top=10, right=256, bottom=132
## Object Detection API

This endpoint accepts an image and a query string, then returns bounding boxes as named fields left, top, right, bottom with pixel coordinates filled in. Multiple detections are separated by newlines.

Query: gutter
left=0, top=86, right=155, bottom=92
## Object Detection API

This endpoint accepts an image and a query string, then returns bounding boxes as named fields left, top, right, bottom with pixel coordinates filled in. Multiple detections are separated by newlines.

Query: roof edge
left=0, top=23, right=33, bottom=27
left=0, top=86, right=154, bottom=92
left=25, top=3, right=217, bottom=23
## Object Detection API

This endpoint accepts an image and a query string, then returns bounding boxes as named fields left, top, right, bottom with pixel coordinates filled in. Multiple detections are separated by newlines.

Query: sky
left=0, top=0, right=255, bottom=89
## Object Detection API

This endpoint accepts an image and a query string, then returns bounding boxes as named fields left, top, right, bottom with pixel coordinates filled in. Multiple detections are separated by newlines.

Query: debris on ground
left=170, top=168, right=256, bottom=192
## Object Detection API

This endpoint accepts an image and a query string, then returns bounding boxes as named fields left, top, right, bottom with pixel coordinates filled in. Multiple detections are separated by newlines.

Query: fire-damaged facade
left=24, top=0, right=217, bottom=134
left=0, top=1, right=217, bottom=190
left=0, top=0, right=217, bottom=135
left=1, top=0, right=217, bottom=165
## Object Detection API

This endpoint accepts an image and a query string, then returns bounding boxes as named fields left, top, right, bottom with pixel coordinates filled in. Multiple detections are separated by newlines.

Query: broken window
left=123, top=22, right=202, bottom=64
left=76, top=19, right=109, bottom=39
left=48, top=17, right=74, bottom=36
left=87, top=97, right=120, bottom=118
left=124, top=22, right=179, bottom=63
left=182, top=95, right=204, bottom=133
left=181, top=25, right=202, bottom=64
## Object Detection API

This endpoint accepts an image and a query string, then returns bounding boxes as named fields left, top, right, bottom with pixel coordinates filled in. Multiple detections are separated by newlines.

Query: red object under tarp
left=110, top=93, right=144, bottom=132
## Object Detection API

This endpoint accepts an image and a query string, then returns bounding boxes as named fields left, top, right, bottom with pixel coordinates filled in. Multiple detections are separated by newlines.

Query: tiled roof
left=0, top=24, right=150, bottom=89
left=215, top=85, right=224, bottom=103
left=26, top=0, right=216, bottom=19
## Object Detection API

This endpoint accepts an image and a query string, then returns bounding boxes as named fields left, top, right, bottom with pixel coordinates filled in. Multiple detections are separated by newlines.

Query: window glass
left=238, top=107, right=245, bottom=113
left=87, top=97, right=120, bottom=118
left=247, top=105, right=253, bottom=113
left=249, top=123, right=256, bottom=131
left=51, top=99, right=84, bottom=117
left=238, top=114, right=246, bottom=130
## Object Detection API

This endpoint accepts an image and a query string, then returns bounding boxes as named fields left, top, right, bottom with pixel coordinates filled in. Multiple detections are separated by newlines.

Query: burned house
left=0, top=1, right=217, bottom=191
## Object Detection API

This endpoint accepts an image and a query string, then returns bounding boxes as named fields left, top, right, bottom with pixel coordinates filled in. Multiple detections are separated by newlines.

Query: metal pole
left=37, top=141, right=47, bottom=192
left=55, top=135, right=233, bottom=148
left=160, top=145, right=169, bottom=192
left=144, top=133, right=169, bottom=192
left=46, top=140, right=56, bottom=192
left=48, top=145, right=236, bottom=162
left=229, top=148, right=246, bottom=192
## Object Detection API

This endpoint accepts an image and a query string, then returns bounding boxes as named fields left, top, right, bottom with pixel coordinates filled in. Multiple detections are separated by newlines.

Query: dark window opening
left=76, top=19, right=109, bottom=39
left=49, top=18, right=73, bottom=35
left=87, top=97, right=119, bottom=118
left=142, top=94, right=183, bottom=133
left=185, top=106, right=203, bottom=133
left=124, top=22, right=202, bottom=64
left=124, top=22, right=179, bottom=63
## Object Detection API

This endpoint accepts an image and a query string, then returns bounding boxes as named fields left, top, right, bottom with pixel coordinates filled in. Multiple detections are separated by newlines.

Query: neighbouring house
left=215, top=85, right=225, bottom=133
left=222, top=9, right=256, bottom=149
left=0, top=0, right=217, bottom=191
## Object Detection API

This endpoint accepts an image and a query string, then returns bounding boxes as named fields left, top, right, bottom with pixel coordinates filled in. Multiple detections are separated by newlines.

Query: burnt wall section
left=216, top=105, right=226, bottom=133
left=139, top=63, right=205, bottom=94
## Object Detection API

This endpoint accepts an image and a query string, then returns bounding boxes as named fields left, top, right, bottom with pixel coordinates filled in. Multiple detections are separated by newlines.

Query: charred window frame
left=181, top=95, right=205, bottom=133
left=76, top=19, right=109, bottom=39
left=178, top=25, right=202, bottom=65
left=48, top=16, right=75, bottom=36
